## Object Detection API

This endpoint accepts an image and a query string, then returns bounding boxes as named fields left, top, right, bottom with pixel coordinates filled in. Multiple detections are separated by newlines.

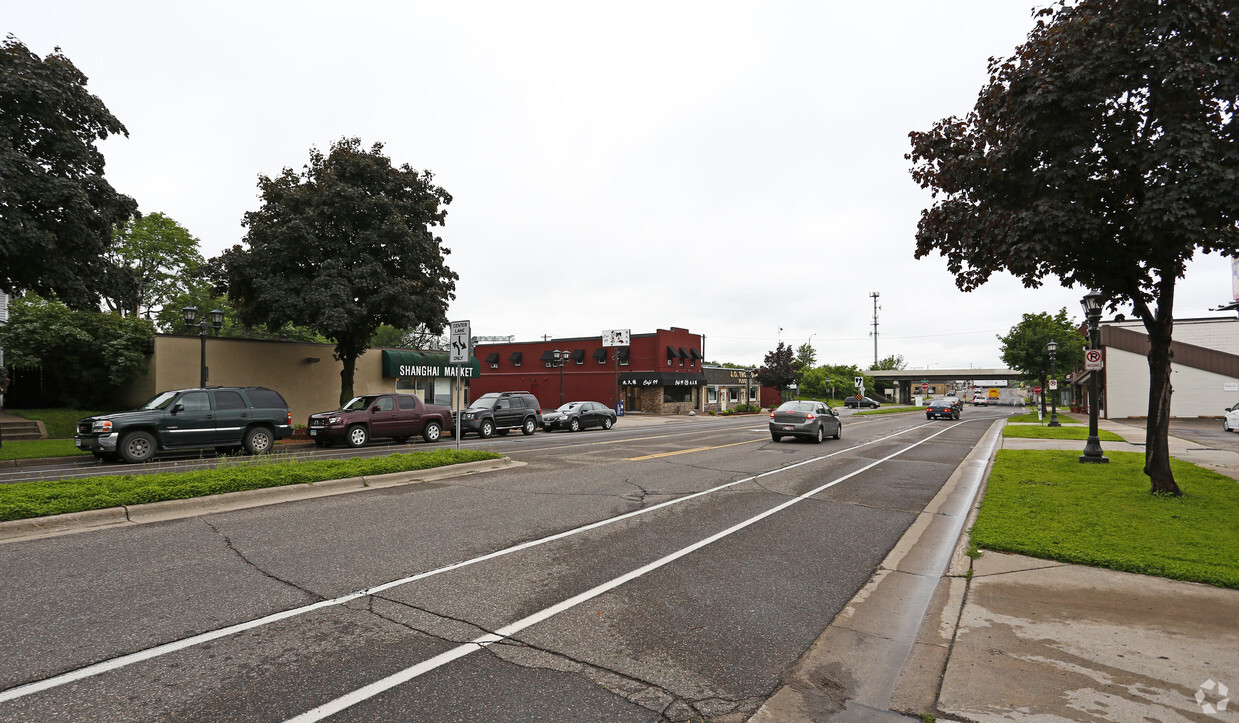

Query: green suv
left=75, top=387, right=293, bottom=463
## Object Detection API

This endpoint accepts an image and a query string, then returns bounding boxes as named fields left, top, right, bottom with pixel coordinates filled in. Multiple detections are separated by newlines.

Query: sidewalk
left=753, top=417, right=1239, bottom=722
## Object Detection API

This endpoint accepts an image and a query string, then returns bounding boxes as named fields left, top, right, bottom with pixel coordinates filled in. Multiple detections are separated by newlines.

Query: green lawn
left=1008, top=412, right=1082, bottom=424
left=0, top=449, right=502, bottom=522
left=1002, top=425, right=1124, bottom=441
left=0, top=440, right=90, bottom=461
left=5, top=409, right=101, bottom=439
left=972, top=450, right=1239, bottom=589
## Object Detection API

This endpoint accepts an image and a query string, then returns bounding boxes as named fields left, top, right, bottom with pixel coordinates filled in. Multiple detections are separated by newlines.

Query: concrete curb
left=0, top=457, right=522, bottom=544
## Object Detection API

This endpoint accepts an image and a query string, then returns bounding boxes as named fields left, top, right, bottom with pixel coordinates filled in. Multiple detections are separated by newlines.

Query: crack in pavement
left=198, top=518, right=325, bottom=602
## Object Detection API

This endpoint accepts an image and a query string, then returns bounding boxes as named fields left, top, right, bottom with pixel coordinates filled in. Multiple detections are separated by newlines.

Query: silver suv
left=457, top=391, right=542, bottom=438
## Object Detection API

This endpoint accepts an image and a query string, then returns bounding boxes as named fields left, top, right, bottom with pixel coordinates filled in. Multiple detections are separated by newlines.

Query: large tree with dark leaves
left=757, top=342, right=797, bottom=393
left=0, top=37, right=137, bottom=308
left=225, top=138, right=457, bottom=405
left=908, top=0, right=1238, bottom=496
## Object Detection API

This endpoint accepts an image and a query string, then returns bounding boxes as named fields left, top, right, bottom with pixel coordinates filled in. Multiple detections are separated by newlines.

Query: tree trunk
left=1143, top=310, right=1182, bottom=496
left=339, top=353, right=357, bottom=407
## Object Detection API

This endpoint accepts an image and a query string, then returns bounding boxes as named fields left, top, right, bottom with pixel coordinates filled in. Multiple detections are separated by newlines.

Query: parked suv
left=76, top=386, right=293, bottom=463
left=307, top=393, right=454, bottom=447
left=457, top=391, right=542, bottom=438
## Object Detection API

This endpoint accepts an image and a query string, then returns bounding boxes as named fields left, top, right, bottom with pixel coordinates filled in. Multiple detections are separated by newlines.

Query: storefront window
left=707, top=388, right=718, bottom=403
left=396, top=377, right=447, bottom=405
left=664, top=386, right=693, bottom=403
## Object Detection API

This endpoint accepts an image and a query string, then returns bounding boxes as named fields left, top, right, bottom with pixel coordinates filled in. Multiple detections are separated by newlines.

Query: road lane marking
left=0, top=421, right=944, bottom=705
left=625, top=439, right=762, bottom=460
left=285, top=421, right=965, bottom=722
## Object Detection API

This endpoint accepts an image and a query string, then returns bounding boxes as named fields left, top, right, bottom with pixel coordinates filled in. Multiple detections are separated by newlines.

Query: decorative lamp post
left=551, top=349, right=566, bottom=405
left=1080, top=291, right=1109, bottom=463
left=182, top=306, right=225, bottom=388
left=1046, top=339, right=1061, bottom=427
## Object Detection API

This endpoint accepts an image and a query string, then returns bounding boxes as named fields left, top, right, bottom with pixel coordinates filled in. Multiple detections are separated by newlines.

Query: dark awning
left=382, top=349, right=480, bottom=379
left=540, top=350, right=557, bottom=364
left=678, top=347, right=690, bottom=360
left=689, top=348, right=703, bottom=361
left=619, top=371, right=708, bottom=387
left=570, top=349, right=585, bottom=363
left=508, top=351, right=523, bottom=365
left=485, top=352, right=500, bottom=364
left=666, top=345, right=678, bottom=360
left=616, top=347, right=630, bottom=362
left=592, top=348, right=607, bottom=362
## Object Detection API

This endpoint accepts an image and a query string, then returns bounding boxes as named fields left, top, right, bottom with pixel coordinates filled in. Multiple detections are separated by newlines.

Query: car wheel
left=602, top=417, right=613, bottom=430
left=813, top=425, right=824, bottom=444
left=119, top=431, right=156, bottom=463
left=954, top=412, right=960, bottom=420
left=569, top=417, right=581, bottom=432
left=771, top=433, right=783, bottom=442
left=522, top=417, right=537, bottom=435
left=244, top=427, right=274, bottom=455
left=833, top=423, right=841, bottom=440
left=479, top=419, right=494, bottom=438
left=1226, top=419, right=1233, bottom=432
left=346, top=424, right=369, bottom=448
left=422, top=421, right=442, bottom=443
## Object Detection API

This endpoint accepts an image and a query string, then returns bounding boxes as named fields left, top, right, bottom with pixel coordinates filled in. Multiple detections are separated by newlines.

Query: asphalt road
left=0, top=407, right=1011, bottom=721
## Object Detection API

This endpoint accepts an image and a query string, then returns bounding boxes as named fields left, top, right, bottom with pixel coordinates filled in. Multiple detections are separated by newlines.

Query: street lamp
left=551, top=349, right=566, bottom=405
left=1080, top=290, right=1109, bottom=463
left=1046, top=339, right=1061, bottom=427
left=182, top=306, right=225, bottom=388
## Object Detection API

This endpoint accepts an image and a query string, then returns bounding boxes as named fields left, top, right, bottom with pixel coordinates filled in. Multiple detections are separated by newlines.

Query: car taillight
left=806, top=413, right=816, bottom=420
left=769, top=412, right=776, bottom=418
left=287, top=412, right=292, bottom=425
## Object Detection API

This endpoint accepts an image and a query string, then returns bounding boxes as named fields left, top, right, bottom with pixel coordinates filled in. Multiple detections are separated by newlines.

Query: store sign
left=619, top=372, right=706, bottom=387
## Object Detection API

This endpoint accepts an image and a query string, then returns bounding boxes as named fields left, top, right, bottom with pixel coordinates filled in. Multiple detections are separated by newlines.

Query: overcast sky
left=9, top=2, right=1233, bottom=369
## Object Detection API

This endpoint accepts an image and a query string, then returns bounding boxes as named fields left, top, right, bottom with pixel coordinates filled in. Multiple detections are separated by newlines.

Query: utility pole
left=869, top=291, right=880, bottom=366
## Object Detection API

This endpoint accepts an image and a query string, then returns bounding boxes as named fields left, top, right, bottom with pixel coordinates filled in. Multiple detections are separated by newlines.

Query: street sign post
left=449, top=320, right=471, bottom=448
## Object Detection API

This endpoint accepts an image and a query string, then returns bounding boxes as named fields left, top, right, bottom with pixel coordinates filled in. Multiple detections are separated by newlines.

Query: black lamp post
left=182, top=306, right=225, bottom=388
left=551, top=349, right=566, bottom=405
left=1046, top=339, right=1061, bottom=427
left=1080, top=291, right=1109, bottom=463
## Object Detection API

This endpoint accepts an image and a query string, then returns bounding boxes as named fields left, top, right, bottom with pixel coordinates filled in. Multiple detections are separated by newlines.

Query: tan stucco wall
left=120, top=336, right=401, bottom=427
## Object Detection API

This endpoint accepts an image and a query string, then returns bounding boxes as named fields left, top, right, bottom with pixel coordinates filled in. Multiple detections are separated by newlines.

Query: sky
left=8, top=1, right=1234, bottom=369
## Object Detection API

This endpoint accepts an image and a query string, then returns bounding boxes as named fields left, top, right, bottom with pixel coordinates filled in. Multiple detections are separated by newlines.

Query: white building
left=1093, top=316, right=1239, bottom=418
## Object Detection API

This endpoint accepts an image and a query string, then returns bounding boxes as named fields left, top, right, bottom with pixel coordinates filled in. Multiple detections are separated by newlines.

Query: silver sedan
left=769, top=400, right=841, bottom=443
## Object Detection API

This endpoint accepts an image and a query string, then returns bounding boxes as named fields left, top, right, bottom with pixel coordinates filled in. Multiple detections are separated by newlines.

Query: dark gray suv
left=457, top=391, right=542, bottom=438
left=76, top=386, right=293, bottom=463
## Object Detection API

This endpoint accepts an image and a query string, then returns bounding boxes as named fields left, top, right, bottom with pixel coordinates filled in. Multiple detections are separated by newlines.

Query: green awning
left=381, top=349, right=480, bottom=379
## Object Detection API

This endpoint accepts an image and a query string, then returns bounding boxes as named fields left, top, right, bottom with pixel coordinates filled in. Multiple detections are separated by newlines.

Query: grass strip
left=972, top=450, right=1239, bottom=589
left=1007, top=412, right=1083, bottom=425
left=0, top=449, right=502, bottom=522
left=1002, top=425, right=1124, bottom=441
left=0, top=440, right=91, bottom=461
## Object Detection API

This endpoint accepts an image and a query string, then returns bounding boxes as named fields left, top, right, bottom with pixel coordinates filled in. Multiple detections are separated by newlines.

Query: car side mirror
left=372, top=407, right=381, bottom=413
left=172, top=403, right=184, bottom=414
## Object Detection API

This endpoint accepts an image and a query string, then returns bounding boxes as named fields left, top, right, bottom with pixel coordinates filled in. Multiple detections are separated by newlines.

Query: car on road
left=541, top=401, right=617, bottom=432
left=769, top=400, right=841, bottom=443
left=457, top=391, right=542, bottom=438
left=926, top=397, right=962, bottom=420
left=75, top=386, right=293, bottom=463
left=843, top=396, right=881, bottom=409
left=307, top=394, right=454, bottom=447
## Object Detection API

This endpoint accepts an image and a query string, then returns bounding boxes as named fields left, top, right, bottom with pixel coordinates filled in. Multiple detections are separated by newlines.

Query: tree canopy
left=870, top=354, right=906, bottom=371
left=756, top=342, right=796, bottom=392
left=103, top=212, right=204, bottom=318
left=225, top=138, right=457, bottom=404
left=0, top=36, right=137, bottom=308
left=907, top=0, right=1238, bottom=495
left=999, top=309, right=1088, bottom=413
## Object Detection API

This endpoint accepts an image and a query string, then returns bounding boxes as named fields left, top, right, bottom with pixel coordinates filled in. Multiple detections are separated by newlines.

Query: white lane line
left=284, top=422, right=963, bottom=722
left=0, top=421, right=942, bottom=704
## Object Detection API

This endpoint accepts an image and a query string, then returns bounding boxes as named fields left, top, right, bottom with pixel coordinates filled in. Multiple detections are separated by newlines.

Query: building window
left=664, top=386, right=693, bottom=403
left=707, top=388, right=718, bottom=403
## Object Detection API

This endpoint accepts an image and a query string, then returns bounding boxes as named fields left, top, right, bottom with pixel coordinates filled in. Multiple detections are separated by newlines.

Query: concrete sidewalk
left=753, top=417, right=1239, bottom=722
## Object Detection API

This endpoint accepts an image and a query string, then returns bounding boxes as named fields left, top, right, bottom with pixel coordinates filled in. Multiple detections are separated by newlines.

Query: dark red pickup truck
left=307, top=393, right=453, bottom=447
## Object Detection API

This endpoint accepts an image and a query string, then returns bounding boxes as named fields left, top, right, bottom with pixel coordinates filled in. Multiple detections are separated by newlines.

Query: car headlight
left=327, top=416, right=341, bottom=425
left=92, top=420, right=113, bottom=433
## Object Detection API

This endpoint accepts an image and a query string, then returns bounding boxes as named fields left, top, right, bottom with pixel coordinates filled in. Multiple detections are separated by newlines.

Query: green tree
left=225, top=138, right=458, bottom=405
left=103, top=212, right=204, bottom=318
left=870, top=354, right=906, bottom=371
left=155, top=285, right=327, bottom=343
left=999, top=310, right=1088, bottom=415
left=0, top=295, right=153, bottom=408
left=800, top=363, right=866, bottom=401
left=369, top=324, right=448, bottom=349
left=756, top=342, right=797, bottom=393
left=0, top=37, right=138, bottom=308
left=907, top=0, right=1238, bottom=496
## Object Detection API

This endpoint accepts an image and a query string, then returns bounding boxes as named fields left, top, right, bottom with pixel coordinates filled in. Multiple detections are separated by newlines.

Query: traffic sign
left=921, top=382, right=929, bottom=392
left=1049, top=379, right=1058, bottom=390
left=1033, top=385, right=1042, bottom=394
left=1084, top=349, right=1103, bottom=370
left=853, top=376, right=864, bottom=390
left=449, top=320, right=471, bottom=363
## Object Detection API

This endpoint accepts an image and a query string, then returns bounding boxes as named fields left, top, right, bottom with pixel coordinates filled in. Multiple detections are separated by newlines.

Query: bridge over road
left=867, top=368, right=1023, bottom=404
